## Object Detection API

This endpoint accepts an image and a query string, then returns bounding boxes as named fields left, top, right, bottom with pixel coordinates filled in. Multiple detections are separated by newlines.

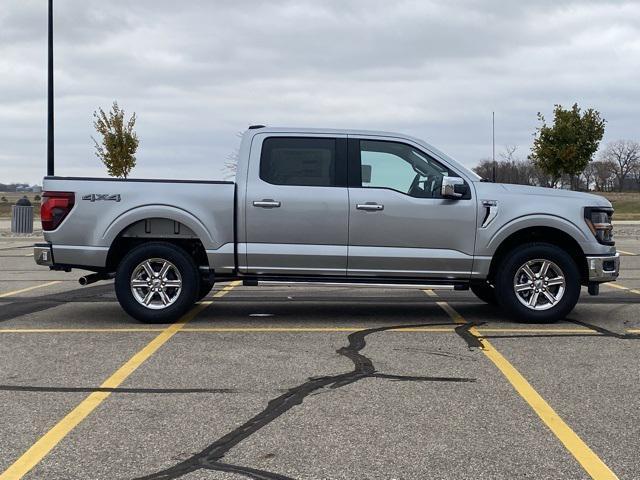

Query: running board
left=244, top=279, right=468, bottom=290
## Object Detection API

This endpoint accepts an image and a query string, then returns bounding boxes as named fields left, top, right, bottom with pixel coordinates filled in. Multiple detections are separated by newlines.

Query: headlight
left=584, top=207, right=614, bottom=246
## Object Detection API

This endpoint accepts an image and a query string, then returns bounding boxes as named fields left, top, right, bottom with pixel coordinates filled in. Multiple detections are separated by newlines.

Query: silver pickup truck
left=35, top=126, right=619, bottom=323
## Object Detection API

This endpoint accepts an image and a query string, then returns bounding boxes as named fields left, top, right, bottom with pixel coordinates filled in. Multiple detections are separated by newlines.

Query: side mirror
left=441, top=176, right=467, bottom=199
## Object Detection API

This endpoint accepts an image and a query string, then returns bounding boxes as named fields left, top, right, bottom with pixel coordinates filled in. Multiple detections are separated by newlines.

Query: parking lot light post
left=47, top=0, right=54, bottom=176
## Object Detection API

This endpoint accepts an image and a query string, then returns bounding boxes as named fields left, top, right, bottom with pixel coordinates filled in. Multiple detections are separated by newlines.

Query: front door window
left=360, top=140, right=452, bottom=198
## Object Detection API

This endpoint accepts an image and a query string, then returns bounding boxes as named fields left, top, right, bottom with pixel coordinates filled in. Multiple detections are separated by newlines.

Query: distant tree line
left=474, top=103, right=640, bottom=192
left=475, top=140, right=640, bottom=192
left=0, top=183, right=41, bottom=192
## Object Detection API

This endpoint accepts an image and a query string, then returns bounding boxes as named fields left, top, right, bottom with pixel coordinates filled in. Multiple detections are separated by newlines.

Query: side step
left=242, top=278, right=469, bottom=291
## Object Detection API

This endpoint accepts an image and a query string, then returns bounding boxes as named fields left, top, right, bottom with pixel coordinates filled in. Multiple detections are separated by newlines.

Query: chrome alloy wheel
left=513, top=259, right=566, bottom=311
left=130, top=258, right=182, bottom=310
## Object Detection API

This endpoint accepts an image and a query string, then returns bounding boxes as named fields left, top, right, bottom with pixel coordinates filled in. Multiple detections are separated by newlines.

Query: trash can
left=11, top=196, right=34, bottom=234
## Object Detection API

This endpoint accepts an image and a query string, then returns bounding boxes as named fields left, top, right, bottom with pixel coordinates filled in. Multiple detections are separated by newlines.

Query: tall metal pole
left=492, top=111, right=496, bottom=182
left=47, top=0, right=54, bottom=176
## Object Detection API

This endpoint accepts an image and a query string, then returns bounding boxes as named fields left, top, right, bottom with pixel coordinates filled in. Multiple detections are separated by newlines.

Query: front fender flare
left=485, top=214, right=591, bottom=255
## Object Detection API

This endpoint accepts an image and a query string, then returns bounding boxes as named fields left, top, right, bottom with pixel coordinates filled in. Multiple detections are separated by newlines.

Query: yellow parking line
left=0, top=281, right=239, bottom=480
left=478, top=328, right=597, bottom=334
left=617, top=250, right=637, bottom=256
left=0, top=281, right=61, bottom=299
left=604, top=283, right=627, bottom=291
left=603, top=282, right=640, bottom=295
left=206, top=282, right=240, bottom=298
left=430, top=294, right=618, bottom=480
left=181, top=327, right=456, bottom=332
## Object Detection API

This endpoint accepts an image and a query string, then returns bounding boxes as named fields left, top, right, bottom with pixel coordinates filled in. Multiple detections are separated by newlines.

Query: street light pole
left=47, top=0, right=54, bottom=176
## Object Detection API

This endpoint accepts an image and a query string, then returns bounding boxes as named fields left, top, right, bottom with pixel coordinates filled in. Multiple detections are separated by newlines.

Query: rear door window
left=260, top=137, right=337, bottom=187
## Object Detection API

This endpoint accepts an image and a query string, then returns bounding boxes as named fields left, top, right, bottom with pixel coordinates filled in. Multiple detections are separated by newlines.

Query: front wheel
left=495, top=243, right=580, bottom=323
left=115, top=242, right=200, bottom=324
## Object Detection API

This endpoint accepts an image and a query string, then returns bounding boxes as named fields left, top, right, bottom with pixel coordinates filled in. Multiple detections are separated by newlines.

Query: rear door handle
left=356, top=203, right=384, bottom=211
left=253, top=199, right=281, bottom=208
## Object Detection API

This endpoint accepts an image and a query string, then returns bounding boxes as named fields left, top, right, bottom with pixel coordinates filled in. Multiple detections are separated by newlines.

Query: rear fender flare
left=102, top=205, right=215, bottom=248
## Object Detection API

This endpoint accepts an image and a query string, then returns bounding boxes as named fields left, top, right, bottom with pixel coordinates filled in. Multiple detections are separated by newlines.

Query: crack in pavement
left=454, top=321, right=485, bottom=349
left=478, top=320, right=640, bottom=341
left=134, top=322, right=475, bottom=480
left=0, top=385, right=281, bottom=394
left=569, top=319, right=640, bottom=340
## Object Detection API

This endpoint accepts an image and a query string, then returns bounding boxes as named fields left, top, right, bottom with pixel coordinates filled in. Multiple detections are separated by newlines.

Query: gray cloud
left=1, top=0, right=639, bottom=184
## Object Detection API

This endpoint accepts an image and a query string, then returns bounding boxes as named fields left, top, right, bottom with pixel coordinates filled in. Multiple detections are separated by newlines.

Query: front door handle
left=253, top=199, right=281, bottom=208
left=356, top=203, right=384, bottom=211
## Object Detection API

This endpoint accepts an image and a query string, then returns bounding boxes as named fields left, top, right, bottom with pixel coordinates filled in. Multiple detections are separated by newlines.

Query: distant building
left=15, top=184, right=42, bottom=193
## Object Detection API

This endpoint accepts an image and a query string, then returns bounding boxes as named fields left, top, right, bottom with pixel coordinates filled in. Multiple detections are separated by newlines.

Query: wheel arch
left=488, top=226, right=588, bottom=284
left=102, top=205, right=215, bottom=245
left=105, top=216, right=210, bottom=272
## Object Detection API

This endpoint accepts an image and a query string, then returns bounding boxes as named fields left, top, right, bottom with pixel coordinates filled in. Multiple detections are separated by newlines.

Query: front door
left=347, top=138, right=477, bottom=279
left=244, top=134, right=349, bottom=275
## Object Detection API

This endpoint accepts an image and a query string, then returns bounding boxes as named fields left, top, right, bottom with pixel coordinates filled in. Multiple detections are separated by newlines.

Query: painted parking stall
left=0, top=239, right=639, bottom=479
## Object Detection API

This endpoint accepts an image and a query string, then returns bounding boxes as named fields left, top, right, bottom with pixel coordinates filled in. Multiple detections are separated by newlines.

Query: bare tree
left=222, top=131, right=245, bottom=180
left=582, top=162, right=596, bottom=191
left=631, top=161, right=640, bottom=191
left=591, top=160, right=616, bottom=191
left=599, top=140, right=640, bottom=191
left=500, top=145, right=518, bottom=163
left=473, top=158, right=494, bottom=181
left=473, top=146, right=537, bottom=186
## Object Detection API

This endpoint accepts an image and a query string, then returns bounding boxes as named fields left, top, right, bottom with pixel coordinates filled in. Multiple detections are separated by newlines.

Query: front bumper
left=34, top=243, right=53, bottom=266
left=586, top=253, right=619, bottom=282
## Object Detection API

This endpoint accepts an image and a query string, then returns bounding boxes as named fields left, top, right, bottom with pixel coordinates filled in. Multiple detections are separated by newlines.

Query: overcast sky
left=1, top=0, right=639, bottom=184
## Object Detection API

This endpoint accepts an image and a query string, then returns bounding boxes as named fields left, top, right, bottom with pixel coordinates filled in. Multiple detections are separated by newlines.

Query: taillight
left=41, top=191, right=75, bottom=231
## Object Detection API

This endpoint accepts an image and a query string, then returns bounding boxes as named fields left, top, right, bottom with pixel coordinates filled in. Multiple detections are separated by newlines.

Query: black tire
left=197, top=277, right=215, bottom=301
left=115, top=242, right=200, bottom=324
left=495, top=242, right=580, bottom=323
left=470, top=281, right=498, bottom=305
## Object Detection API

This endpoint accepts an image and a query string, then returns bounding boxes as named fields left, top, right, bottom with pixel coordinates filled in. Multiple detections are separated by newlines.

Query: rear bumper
left=34, top=243, right=109, bottom=269
left=586, top=253, right=619, bottom=282
left=34, top=243, right=53, bottom=266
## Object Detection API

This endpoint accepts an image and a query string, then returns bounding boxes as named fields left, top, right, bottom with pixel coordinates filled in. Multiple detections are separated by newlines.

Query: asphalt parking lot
left=0, top=237, right=639, bottom=480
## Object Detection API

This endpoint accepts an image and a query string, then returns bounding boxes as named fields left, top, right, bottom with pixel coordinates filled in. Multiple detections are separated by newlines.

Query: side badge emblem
left=82, top=194, right=121, bottom=202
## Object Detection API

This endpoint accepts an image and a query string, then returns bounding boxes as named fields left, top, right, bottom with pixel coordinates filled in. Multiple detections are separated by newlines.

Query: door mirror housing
left=441, top=176, right=467, bottom=199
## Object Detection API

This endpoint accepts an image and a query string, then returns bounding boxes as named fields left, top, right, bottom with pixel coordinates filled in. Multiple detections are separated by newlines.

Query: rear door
left=347, top=137, right=477, bottom=279
left=244, top=134, right=349, bottom=275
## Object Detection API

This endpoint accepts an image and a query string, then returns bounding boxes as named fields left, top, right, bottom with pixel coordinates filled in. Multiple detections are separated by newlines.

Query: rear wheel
left=115, top=242, right=200, bottom=324
left=470, top=281, right=498, bottom=305
left=495, top=243, right=580, bottom=323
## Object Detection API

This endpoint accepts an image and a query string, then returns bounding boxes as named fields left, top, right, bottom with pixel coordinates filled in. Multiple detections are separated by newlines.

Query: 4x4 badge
left=82, top=194, right=121, bottom=202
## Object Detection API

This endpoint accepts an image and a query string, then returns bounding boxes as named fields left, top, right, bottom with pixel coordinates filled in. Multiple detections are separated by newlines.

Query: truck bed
left=42, top=176, right=236, bottom=272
